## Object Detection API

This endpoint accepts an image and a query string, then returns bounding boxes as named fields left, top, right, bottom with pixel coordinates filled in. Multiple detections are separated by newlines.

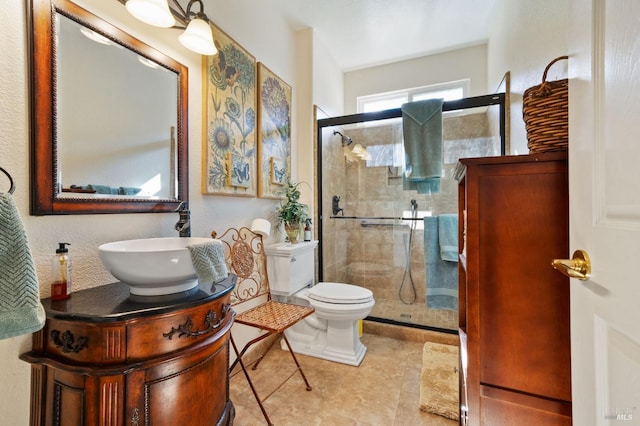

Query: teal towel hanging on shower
left=402, top=99, right=444, bottom=194
left=438, top=214, right=458, bottom=262
left=424, top=216, right=458, bottom=312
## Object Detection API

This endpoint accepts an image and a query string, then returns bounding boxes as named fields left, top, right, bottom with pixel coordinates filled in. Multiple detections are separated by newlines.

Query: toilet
left=265, top=241, right=375, bottom=366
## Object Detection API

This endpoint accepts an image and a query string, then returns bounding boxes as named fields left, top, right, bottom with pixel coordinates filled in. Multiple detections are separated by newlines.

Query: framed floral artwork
left=202, top=23, right=256, bottom=196
left=257, top=63, right=291, bottom=199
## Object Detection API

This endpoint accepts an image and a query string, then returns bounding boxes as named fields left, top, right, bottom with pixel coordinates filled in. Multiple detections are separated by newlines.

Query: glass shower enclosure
left=316, top=94, right=506, bottom=333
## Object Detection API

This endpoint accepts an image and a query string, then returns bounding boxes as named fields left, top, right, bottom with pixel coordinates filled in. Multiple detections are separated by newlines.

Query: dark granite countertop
left=41, top=274, right=236, bottom=323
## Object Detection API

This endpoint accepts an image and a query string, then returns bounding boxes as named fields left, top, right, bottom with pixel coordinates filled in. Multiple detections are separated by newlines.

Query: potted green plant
left=275, top=181, right=308, bottom=244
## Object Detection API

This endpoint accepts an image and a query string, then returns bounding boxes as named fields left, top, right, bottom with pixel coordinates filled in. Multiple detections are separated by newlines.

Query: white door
left=568, top=0, right=640, bottom=424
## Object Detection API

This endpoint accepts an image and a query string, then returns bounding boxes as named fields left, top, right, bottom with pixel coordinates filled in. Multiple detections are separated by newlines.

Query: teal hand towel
left=188, top=240, right=228, bottom=284
left=424, top=216, right=458, bottom=312
left=438, top=214, right=458, bottom=262
left=0, top=193, right=45, bottom=340
left=402, top=99, right=444, bottom=194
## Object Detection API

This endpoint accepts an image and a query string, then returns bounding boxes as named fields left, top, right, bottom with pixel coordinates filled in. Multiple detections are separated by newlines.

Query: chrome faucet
left=174, top=201, right=191, bottom=237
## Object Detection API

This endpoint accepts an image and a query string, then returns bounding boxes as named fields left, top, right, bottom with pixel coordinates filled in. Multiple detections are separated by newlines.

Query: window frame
left=356, top=79, right=471, bottom=113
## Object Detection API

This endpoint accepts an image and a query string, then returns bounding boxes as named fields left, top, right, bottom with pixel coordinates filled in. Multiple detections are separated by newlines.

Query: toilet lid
left=307, top=282, right=373, bottom=304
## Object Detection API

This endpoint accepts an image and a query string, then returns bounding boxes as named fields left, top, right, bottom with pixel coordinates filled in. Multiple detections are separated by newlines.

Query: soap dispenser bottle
left=51, top=242, right=72, bottom=300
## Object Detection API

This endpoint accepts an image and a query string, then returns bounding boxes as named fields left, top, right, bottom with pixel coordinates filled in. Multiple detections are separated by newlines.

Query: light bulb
left=179, top=18, right=217, bottom=55
left=126, top=0, right=176, bottom=28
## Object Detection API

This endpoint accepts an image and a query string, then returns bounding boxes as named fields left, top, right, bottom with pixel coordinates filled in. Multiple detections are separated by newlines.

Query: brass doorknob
left=552, top=249, right=591, bottom=281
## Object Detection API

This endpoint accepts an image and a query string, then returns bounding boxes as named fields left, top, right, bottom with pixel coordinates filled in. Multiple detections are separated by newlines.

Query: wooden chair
left=213, top=227, right=314, bottom=426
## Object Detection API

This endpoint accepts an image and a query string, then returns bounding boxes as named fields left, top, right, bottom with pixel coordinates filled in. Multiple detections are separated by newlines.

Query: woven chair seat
left=234, top=301, right=315, bottom=333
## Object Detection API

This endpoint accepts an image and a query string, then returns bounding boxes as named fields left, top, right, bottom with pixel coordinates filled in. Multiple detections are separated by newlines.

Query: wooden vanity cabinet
left=21, top=276, right=236, bottom=426
left=455, top=152, right=571, bottom=425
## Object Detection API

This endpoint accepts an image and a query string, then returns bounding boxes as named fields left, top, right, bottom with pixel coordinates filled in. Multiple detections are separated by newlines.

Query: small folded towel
left=438, top=214, right=458, bottom=262
left=402, top=99, right=444, bottom=194
left=119, top=187, right=141, bottom=195
left=88, top=184, right=116, bottom=194
left=0, top=193, right=45, bottom=340
left=187, top=240, right=228, bottom=284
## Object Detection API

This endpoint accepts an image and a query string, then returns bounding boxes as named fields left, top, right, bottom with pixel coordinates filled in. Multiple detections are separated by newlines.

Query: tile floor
left=229, top=326, right=458, bottom=425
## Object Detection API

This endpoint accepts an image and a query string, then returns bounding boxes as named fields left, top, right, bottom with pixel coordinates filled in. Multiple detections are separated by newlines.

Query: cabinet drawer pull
left=163, top=304, right=231, bottom=339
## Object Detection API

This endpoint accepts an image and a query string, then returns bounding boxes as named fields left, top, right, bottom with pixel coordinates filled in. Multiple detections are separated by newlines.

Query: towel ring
left=0, top=167, right=15, bottom=194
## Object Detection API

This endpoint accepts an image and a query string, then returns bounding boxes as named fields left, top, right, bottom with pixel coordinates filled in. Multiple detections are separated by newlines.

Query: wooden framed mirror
left=27, top=0, right=188, bottom=215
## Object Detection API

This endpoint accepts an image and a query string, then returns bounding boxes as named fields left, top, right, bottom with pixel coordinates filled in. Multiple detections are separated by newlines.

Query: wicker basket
left=523, top=56, right=569, bottom=153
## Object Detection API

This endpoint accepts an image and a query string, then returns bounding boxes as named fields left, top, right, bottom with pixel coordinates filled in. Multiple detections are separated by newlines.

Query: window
left=357, top=79, right=469, bottom=113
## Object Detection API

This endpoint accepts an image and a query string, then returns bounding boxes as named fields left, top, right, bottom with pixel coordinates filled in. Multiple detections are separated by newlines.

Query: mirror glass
left=56, top=14, right=178, bottom=199
left=30, top=0, right=188, bottom=214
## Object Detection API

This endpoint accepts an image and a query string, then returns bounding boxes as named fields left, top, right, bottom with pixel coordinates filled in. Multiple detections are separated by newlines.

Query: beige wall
left=343, top=44, right=489, bottom=115
left=294, top=28, right=343, bottom=218
left=487, top=0, right=569, bottom=154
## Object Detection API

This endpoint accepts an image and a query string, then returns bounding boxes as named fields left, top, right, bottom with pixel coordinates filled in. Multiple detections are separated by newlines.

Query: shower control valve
left=332, top=195, right=344, bottom=216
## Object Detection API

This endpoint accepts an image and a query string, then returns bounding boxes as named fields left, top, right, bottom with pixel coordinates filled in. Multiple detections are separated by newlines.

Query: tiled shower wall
left=320, top=126, right=349, bottom=284
left=321, top=110, right=499, bottom=330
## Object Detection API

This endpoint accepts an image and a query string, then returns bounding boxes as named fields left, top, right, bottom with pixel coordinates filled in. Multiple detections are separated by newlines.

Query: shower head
left=333, top=130, right=353, bottom=146
left=410, top=199, right=418, bottom=213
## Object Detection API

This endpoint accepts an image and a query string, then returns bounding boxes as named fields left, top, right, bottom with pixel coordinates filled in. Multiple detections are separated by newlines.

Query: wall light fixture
left=124, top=0, right=217, bottom=55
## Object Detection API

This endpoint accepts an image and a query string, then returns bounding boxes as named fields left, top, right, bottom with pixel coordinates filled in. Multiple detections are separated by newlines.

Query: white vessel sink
left=98, top=237, right=213, bottom=296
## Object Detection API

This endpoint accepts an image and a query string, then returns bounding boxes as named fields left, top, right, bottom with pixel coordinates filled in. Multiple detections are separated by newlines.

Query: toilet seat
left=307, top=282, right=373, bottom=304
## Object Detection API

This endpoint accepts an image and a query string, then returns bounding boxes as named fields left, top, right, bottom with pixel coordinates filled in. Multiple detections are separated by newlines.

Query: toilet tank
left=264, top=241, right=318, bottom=296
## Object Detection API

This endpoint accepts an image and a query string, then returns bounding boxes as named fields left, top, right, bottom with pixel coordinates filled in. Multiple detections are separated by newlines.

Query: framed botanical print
left=202, top=22, right=257, bottom=196
left=257, top=63, right=291, bottom=199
